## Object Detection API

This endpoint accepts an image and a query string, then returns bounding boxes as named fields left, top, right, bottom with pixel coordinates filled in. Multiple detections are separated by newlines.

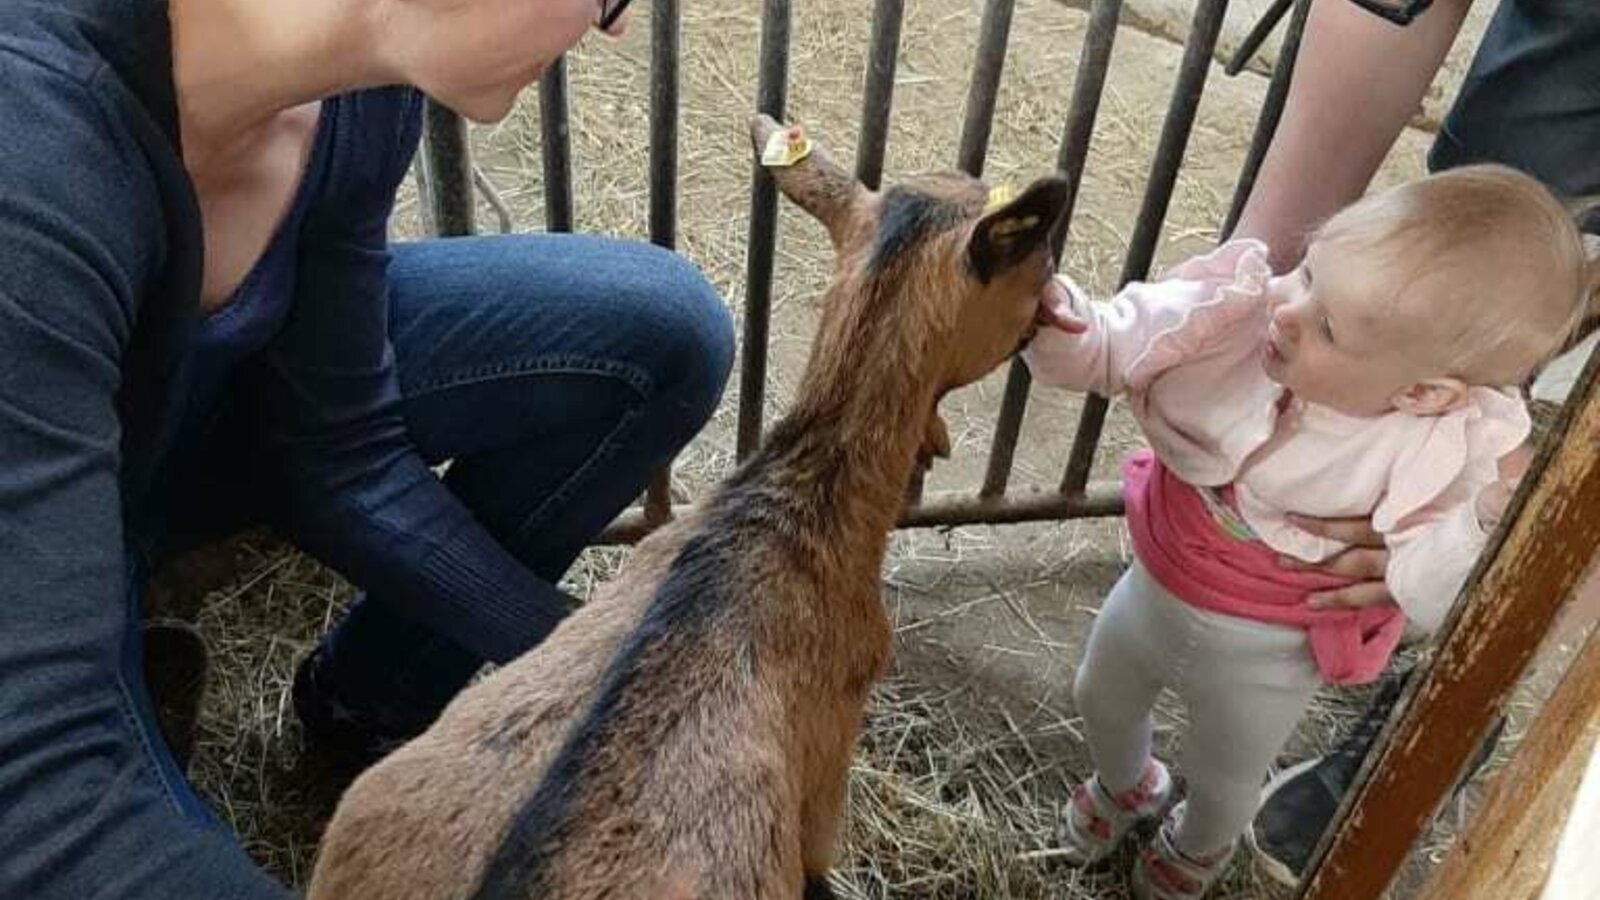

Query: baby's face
left=1261, top=240, right=1429, bottom=416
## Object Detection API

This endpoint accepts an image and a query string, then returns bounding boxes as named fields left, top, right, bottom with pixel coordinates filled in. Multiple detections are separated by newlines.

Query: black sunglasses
left=598, top=0, right=634, bottom=31
left=1346, top=0, right=1435, bottom=26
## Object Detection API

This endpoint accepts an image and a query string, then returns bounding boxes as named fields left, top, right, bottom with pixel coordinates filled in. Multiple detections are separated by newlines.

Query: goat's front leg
left=798, top=727, right=856, bottom=899
left=917, top=411, right=952, bottom=471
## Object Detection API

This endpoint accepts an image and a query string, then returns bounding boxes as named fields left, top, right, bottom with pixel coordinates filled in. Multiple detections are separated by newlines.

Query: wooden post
left=1299, top=351, right=1600, bottom=900
left=1417, top=625, right=1600, bottom=900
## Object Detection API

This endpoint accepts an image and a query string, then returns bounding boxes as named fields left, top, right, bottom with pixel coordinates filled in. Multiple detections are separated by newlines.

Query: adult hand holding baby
left=1288, top=440, right=1536, bottom=610
left=1279, top=514, right=1394, bottom=610
left=1474, top=443, right=1534, bottom=530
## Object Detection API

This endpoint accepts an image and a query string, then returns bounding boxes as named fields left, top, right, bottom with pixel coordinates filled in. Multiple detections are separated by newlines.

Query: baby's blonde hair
left=1313, top=164, right=1595, bottom=387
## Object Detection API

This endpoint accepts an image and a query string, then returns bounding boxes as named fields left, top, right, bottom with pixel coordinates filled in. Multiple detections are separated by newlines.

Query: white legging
left=1074, top=561, right=1324, bottom=858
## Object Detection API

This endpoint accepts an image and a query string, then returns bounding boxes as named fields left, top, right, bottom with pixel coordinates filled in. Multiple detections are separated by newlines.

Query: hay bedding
left=182, top=1, right=1502, bottom=897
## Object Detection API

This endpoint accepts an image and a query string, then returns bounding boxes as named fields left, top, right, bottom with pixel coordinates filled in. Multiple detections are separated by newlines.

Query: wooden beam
left=1416, top=625, right=1600, bottom=900
left=1298, top=350, right=1600, bottom=900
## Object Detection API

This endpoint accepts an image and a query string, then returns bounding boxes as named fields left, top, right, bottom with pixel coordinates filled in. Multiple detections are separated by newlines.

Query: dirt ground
left=182, top=1, right=1571, bottom=897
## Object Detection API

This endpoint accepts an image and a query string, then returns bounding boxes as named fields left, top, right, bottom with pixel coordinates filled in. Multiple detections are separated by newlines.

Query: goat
left=308, top=113, right=1070, bottom=900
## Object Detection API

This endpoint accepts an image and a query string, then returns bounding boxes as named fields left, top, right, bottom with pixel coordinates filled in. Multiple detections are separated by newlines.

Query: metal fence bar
left=736, top=0, right=793, bottom=460
left=424, top=0, right=1282, bottom=539
left=1061, top=0, right=1231, bottom=495
left=981, top=0, right=1124, bottom=500
left=600, top=481, right=1126, bottom=543
left=540, top=57, right=575, bottom=233
left=854, top=0, right=906, bottom=191
left=901, top=0, right=1015, bottom=506
left=1222, top=0, right=1312, bottom=238
left=650, top=1, right=681, bottom=251
left=1225, top=0, right=1294, bottom=76
left=644, top=0, right=683, bottom=526
left=957, top=0, right=1017, bottom=178
left=1047, top=0, right=1125, bottom=275
left=423, top=100, right=476, bottom=237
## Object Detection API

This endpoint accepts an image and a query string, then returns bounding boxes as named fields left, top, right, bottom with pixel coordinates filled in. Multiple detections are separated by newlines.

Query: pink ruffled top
left=1024, top=240, right=1529, bottom=670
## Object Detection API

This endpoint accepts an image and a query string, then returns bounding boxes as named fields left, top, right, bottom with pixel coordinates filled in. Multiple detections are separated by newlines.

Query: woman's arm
left=1244, top=0, right=1477, bottom=603
left=253, top=91, right=570, bottom=665
left=1231, top=0, right=1474, bottom=271
left=0, top=58, right=294, bottom=900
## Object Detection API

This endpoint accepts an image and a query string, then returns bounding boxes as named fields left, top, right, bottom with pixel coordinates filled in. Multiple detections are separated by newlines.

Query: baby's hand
left=1475, top=443, right=1534, bottom=530
left=1036, top=276, right=1089, bottom=334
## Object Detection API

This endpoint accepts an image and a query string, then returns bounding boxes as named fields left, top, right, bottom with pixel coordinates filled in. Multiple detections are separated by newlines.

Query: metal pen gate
left=411, top=1, right=1600, bottom=898
left=417, top=0, right=1310, bottom=542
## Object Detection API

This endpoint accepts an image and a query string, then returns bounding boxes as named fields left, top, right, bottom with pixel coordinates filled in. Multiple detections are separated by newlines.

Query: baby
left=1024, top=164, right=1595, bottom=899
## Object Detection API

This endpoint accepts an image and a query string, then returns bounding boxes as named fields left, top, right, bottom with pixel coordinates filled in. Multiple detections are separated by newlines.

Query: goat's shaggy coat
left=309, top=115, right=1069, bottom=900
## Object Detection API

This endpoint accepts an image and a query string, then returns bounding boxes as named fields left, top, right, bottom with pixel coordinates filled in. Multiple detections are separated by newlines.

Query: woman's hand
left=1475, top=443, right=1534, bottom=530
left=1279, top=513, right=1395, bottom=610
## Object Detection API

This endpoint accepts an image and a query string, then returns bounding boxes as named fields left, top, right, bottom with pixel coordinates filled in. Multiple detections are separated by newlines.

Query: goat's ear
left=749, top=114, right=863, bottom=246
left=968, top=176, right=1070, bottom=284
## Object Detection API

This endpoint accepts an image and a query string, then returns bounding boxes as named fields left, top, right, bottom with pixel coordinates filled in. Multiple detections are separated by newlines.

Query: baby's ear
left=1392, top=377, right=1469, bottom=415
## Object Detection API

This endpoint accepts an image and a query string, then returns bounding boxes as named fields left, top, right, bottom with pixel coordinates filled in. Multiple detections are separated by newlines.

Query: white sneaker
left=1131, top=802, right=1235, bottom=900
left=1056, top=759, right=1173, bottom=866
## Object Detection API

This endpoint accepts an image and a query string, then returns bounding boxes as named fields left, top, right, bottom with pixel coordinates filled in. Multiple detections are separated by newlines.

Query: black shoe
left=1247, top=672, right=1409, bottom=886
left=1247, top=671, right=1505, bottom=886
left=142, top=619, right=210, bottom=772
left=291, top=645, right=423, bottom=784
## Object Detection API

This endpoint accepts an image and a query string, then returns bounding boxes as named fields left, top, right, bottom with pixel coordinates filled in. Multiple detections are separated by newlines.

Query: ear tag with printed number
left=761, top=126, right=813, bottom=168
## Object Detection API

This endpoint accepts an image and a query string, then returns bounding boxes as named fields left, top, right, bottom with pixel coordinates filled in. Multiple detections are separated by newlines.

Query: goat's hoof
left=803, top=875, right=838, bottom=900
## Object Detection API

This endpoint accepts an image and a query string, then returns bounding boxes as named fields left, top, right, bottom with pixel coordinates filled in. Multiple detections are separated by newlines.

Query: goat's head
left=750, top=115, right=1069, bottom=403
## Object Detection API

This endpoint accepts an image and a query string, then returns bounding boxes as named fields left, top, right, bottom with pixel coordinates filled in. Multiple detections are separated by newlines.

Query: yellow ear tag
left=761, top=126, right=813, bottom=168
left=990, top=213, right=1041, bottom=239
left=983, top=183, right=1015, bottom=214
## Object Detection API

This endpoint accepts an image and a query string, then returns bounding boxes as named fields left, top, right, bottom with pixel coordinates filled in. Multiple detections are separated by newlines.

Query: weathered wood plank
left=1417, top=625, right=1600, bottom=900
left=1299, top=350, right=1600, bottom=900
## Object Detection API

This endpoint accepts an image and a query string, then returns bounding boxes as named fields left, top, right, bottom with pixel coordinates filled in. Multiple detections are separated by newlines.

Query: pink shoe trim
left=1072, top=783, right=1115, bottom=840
left=1111, top=759, right=1167, bottom=812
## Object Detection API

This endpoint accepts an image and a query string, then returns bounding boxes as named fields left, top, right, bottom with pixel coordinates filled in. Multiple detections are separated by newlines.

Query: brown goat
left=308, top=114, right=1070, bottom=900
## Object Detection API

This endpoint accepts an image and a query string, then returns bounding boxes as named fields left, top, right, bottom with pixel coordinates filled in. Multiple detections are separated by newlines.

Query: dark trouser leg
left=307, top=234, right=733, bottom=740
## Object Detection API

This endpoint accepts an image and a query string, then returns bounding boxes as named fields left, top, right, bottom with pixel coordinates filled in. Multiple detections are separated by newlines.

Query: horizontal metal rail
left=598, top=482, right=1125, bottom=544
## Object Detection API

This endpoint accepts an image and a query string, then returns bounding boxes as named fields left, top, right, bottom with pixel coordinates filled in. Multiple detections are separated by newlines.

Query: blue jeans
left=1429, top=0, right=1600, bottom=209
left=0, top=234, right=732, bottom=899
left=312, top=235, right=733, bottom=732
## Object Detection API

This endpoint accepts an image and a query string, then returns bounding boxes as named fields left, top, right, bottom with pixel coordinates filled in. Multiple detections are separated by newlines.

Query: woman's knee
left=389, top=235, right=732, bottom=412
left=631, top=246, right=734, bottom=427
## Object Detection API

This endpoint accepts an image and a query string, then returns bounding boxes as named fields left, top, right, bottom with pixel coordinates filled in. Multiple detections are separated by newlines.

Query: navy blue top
left=162, top=107, right=326, bottom=496
left=0, top=0, right=567, bottom=663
